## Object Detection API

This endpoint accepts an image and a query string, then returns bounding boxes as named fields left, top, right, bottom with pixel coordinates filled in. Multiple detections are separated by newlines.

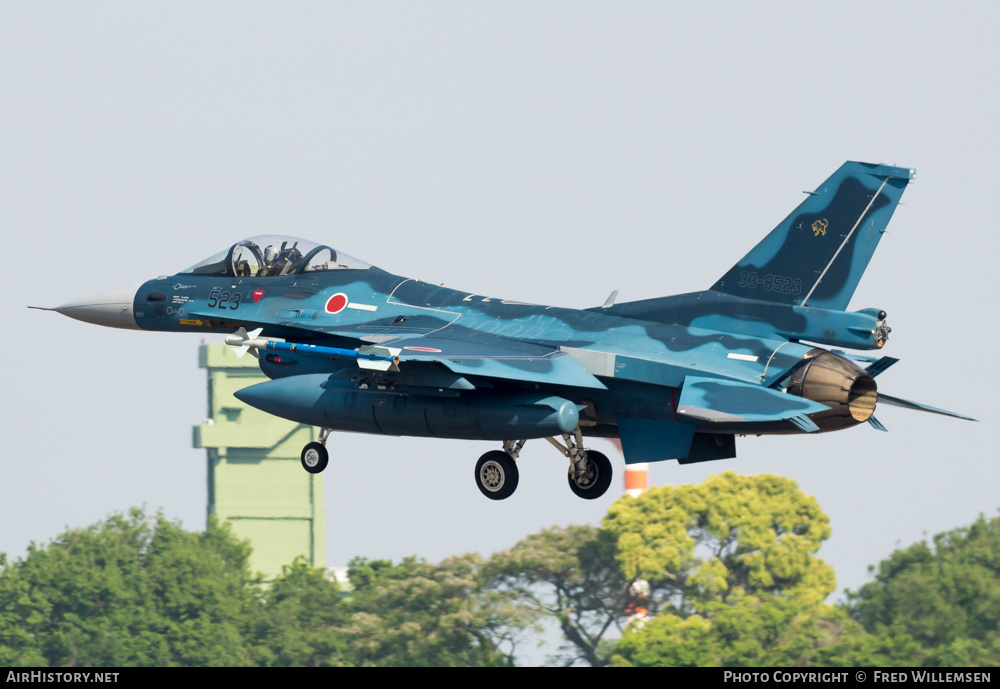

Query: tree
left=844, top=512, right=1000, bottom=667
left=0, top=509, right=525, bottom=667
left=342, top=555, right=521, bottom=666
left=610, top=593, right=917, bottom=667
left=0, top=508, right=259, bottom=667
left=603, top=471, right=836, bottom=610
left=485, top=525, right=638, bottom=666
left=602, top=471, right=853, bottom=666
left=250, top=557, right=352, bottom=667
left=484, top=472, right=843, bottom=666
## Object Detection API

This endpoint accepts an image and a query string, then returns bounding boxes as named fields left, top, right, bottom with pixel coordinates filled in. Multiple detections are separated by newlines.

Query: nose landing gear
left=301, top=427, right=332, bottom=474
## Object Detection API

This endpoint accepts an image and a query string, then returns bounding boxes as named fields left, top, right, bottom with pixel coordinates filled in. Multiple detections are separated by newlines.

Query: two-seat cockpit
left=181, top=235, right=371, bottom=278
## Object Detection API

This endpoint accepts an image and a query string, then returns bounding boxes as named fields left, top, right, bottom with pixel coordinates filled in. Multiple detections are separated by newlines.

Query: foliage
left=0, top=508, right=258, bottom=667
left=5, top=489, right=997, bottom=667
left=249, top=557, right=351, bottom=667
left=484, top=472, right=843, bottom=666
left=0, top=510, right=520, bottom=667
left=343, top=554, right=520, bottom=667
left=603, top=471, right=836, bottom=610
left=602, top=472, right=852, bottom=666
left=607, top=474, right=1000, bottom=667
left=485, top=524, right=633, bottom=666
left=844, top=512, right=1000, bottom=667
left=610, top=593, right=916, bottom=667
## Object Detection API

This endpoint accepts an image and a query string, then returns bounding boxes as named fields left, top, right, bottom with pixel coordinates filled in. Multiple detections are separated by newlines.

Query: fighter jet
left=34, top=161, right=974, bottom=500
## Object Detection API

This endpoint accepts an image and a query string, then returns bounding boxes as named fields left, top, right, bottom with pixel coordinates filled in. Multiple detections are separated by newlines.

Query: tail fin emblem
left=811, top=218, right=829, bottom=236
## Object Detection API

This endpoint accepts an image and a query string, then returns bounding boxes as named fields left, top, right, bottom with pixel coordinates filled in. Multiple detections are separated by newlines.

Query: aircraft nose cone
left=53, top=285, right=141, bottom=330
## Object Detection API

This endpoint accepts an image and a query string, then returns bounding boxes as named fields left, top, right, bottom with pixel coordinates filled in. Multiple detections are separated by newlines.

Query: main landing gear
left=300, top=426, right=613, bottom=501
left=473, top=430, right=612, bottom=501
left=546, top=428, right=613, bottom=500
left=301, top=427, right=332, bottom=474
left=474, top=440, right=524, bottom=500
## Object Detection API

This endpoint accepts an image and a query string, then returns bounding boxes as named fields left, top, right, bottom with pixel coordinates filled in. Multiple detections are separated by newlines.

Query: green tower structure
left=192, top=343, right=325, bottom=579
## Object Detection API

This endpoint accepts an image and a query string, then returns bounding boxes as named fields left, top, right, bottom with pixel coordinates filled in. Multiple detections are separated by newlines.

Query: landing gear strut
left=301, top=427, right=332, bottom=474
left=545, top=428, right=613, bottom=500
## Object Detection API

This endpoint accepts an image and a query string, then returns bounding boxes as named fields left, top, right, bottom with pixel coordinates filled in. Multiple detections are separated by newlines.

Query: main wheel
left=301, top=442, right=329, bottom=474
left=568, top=450, right=612, bottom=500
left=475, top=450, right=519, bottom=500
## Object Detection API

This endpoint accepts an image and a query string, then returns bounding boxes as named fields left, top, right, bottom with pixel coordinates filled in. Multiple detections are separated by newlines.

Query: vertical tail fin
left=711, top=162, right=915, bottom=311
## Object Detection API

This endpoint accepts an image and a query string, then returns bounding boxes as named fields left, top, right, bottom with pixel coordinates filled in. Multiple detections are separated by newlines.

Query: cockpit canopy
left=180, top=236, right=371, bottom=277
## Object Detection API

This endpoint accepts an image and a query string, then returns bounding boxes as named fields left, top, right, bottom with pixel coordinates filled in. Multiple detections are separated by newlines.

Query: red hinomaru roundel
left=325, top=293, right=349, bottom=314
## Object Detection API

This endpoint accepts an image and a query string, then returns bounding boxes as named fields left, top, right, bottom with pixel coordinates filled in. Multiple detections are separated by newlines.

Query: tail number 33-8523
left=208, top=289, right=241, bottom=310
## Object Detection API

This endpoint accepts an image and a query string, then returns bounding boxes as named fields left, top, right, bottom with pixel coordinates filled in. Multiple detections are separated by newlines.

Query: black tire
left=475, top=450, right=519, bottom=500
left=301, top=442, right=329, bottom=474
left=568, top=450, right=612, bottom=500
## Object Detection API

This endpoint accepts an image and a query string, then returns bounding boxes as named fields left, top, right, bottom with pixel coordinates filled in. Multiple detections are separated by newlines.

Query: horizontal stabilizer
left=868, top=415, right=888, bottom=432
left=878, top=393, right=977, bottom=421
left=678, top=376, right=828, bottom=429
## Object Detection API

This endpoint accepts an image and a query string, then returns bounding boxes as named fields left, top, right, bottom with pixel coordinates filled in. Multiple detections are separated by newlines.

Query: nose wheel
left=301, top=427, right=332, bottom=474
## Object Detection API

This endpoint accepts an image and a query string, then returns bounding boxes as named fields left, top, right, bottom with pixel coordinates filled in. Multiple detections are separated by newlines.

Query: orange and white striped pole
left=611, top=439, right=649, bottom=497
left=624, top=463, right=648, bottom=497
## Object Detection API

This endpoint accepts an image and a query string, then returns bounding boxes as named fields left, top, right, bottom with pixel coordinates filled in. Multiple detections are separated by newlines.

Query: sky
left=2, top=0, right=998, bottom=637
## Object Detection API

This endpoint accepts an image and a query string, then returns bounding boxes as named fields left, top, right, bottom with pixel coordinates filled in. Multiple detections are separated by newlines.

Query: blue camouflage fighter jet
left=36, top=161, right=974, bottom=500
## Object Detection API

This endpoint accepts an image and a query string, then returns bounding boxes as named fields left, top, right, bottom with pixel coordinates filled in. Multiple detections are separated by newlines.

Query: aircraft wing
left=677, top=375, right=829, bottom=432
left=229, top=308, right=797, bottom=391
left=386, top=334, right=608, bottom=390
left=239, top=316, right=610, bottom=391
